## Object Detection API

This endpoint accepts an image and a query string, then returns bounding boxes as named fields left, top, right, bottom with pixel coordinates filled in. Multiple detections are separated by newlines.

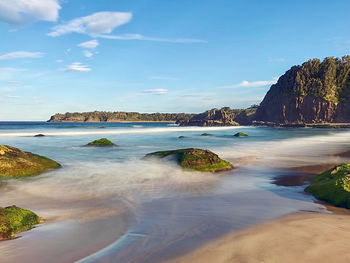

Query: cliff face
left=178, top=106, right=257, bottom=126
left=48, top=111, right=195, bottom=122
left=255, top=56, right=350, bottom=124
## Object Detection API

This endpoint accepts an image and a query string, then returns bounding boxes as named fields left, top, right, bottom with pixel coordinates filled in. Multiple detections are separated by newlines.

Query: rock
left=0, top=145, right=60, bottom=178
left=305, top=164, right=350, bottom=208
left=234, top=132, right=248, bottom=137
left=86, top=138, right=116, bottom=147
left=201, top=133, right=213, bottom=136
left=0, top=205, right=41, bottom=240
left=34, top=134, right=45, bottom=137
left=178, top=136, right=189, bottom=139
left=255, top=56, right=350, bottom=124
left=177, top=106, right=257, bottom=126
left=145, top=148, right=233, bottom=172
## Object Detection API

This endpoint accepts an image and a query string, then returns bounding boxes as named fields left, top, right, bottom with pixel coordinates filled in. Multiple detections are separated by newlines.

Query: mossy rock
left=233, top=132, right=248, bottom=137
left=201, top=133, right=212, bottom=136
left=0, top=145, right=60, bottom=178
left=305, top=164, right=350, bottom=208
left=0, top=205, right=41, bottom=240
left=145, top=148, right=233, bottom=172
left=86, top=138, right=116, bottom=147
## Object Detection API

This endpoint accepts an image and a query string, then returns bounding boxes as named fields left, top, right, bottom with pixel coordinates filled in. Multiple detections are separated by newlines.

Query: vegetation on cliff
left=255, top=56, right=350, bottom=124
left=0, top=145, right=60, bottom=178
left=305, top=164, right=350, bottom=209
left=48, top=111, right=195, bottom=122
left=86, top=138, right=116, bottom=147
left=145, top=148, right=233, bottom=172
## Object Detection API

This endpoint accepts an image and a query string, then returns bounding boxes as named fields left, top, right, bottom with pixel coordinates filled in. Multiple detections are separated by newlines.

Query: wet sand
left=166, top=212, right=350, bottom=263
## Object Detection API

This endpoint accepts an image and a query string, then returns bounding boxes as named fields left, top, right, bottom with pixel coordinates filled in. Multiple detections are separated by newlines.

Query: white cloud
left=4, top=95, right=20, bottom=99
left=149, top=76, right=179, bottom=80
left=0, top=0, right=60, bottom=25
left=143, top=89, right=168, bottom=95
left=99, top=33, right=206, bottom=43
left=78, top=39, right=99, bottom=49
left=0, top=51, right=44, bottom=60
left=83, top=50, right=93, bottom=58
left=220, top=77, right=278, bottom=89
left=61, top=62, right=91, bottom=72
left=56, top=59, right=63, bottom=63
left=48, top=11, right=132, bottom=37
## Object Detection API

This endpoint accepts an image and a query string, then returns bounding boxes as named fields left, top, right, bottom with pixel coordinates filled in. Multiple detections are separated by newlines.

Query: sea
left=1, top=122, right=350, bottom=263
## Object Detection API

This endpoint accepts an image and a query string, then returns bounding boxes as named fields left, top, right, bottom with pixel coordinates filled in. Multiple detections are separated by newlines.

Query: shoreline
left=164, top=211, right=350, bottom=263
left=47, top=120, right=177, bottom=123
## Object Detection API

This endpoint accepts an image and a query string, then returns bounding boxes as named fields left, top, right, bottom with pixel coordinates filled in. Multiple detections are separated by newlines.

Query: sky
left=0, top=0, right=349, bottom=121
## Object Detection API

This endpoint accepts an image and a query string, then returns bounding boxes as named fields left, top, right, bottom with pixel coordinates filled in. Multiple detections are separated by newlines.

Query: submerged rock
left=145, top=148, right=233, bottom=172
left=305, top=164, right=350, bottom=208
left=86, top=138, right=116, bottom=147
left=201, top=133, right=212, bottom=136
left=178, top=136, right=189, bottom=139
left=0, top=145, right=60, bottom=178
left=234, top=132, right=248, bottom=137
left=0, top=205, right=41, bottom=241
left=34, top=134, right=45, bottom=137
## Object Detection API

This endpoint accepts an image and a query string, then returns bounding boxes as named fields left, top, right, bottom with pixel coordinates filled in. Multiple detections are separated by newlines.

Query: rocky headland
left=48, top=111, right=194, bottom=123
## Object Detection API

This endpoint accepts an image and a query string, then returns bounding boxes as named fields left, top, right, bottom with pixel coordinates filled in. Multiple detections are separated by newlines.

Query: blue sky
left=0, top=0, right=349, bottom=120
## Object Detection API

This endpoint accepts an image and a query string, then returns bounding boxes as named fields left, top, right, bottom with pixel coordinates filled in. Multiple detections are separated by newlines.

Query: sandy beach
left=165, top=211, right=350, bottom=263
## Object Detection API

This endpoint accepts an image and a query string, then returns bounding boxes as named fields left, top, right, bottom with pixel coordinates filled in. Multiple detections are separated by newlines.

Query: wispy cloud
left=7, top=81, right=21, bottom=85
left=0, top=67, right=26, bottom=72
left=0, top=0, right=61, bottom=25
left=0, top=51, right=44, bottom=60
left=149, top=76, right=179, bottom=80
left=56, top=59, right=63, bottom=63
left=83, top=50, right=94, bottom=58
left=4, top=94, right=20, bottom=99
left=220, top=77, right=278, bottom=89
left=78, top=40, right=99, bottom=49
left=99, top=33, right=206, bottom=43
left=268, top=57, right=285, bottom=63
left=48, top=11, right=132, bottom=37
left=61, top=62, right=91, bottom=72
left=143, top=89, right=168, bottom=95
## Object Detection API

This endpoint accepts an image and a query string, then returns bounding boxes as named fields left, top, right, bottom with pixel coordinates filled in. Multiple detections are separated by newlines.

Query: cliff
left=177, top=106, right=257, bottom=126
left=255, top=56, right=350, bottom=124
left=48, top=111, right=195, bottom=123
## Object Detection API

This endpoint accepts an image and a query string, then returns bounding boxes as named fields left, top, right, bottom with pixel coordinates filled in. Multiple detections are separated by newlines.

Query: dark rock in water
left=178, top=106, right=257, bottom=126
left=0, top=205, right=41, bottom=240
left=98, top=127, right=106, bottom=129
left=34, top=134, right=45, bottom=137
left=145, top=148, right=233, bottom=172
left=305, top=164, right=350, bottom=209
left=0, top=145, right=60, bottom=178
left=86, top=138, right=116, bottom=147
left=178, top=136, right=189, bottom=139
left=201, top=133, right=213, bottom=136
left=255, top=56, right=350, bottom=124
left=234, top=132, right=248, bottom=137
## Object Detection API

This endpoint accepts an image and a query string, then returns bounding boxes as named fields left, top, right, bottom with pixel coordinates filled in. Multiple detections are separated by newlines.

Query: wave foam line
left=0, top=126, right=247, bottom=137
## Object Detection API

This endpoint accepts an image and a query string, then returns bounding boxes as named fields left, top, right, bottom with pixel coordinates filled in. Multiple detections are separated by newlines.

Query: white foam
left=0, top=126, right=249, bottom=137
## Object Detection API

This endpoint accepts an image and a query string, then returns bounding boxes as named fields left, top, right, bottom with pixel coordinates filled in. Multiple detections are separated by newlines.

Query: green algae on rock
left=234, top=132, right=248, bottom=137
left=0, top=145, right=60, bottom=178
left=86, top=138, right=116, bottom=147
left=145, top=148, right=233, bottom=172
left=305, top=164, right=350, bottom=209
left=0, top=205, right=41, bottom=240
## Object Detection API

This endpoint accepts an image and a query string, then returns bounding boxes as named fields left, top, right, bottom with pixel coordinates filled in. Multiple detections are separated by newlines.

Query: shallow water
left=0, top=122, right=349, bottom=263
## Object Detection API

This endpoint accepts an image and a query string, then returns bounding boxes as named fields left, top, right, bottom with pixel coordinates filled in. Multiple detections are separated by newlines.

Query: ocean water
left=1, top=122, right=350, bottom=263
